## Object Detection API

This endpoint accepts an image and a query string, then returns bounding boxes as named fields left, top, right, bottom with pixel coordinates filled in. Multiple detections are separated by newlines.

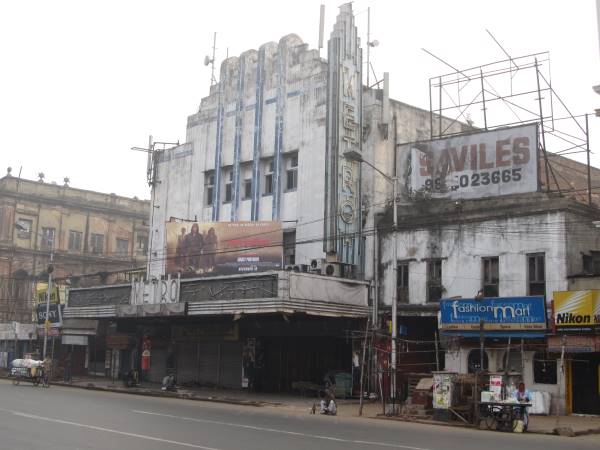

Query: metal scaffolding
left=427, top=52, right=593, bottom=205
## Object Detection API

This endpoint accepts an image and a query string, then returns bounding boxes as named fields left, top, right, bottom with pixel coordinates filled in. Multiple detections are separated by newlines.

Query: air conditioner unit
left=298, top=264, right=309, bottom=273
left=322, top=262, right=342, bottom=277
left=310, top=259, right=323, bottom=272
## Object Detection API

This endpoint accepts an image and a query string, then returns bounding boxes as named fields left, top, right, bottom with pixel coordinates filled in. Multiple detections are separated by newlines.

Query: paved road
left=0, top=379, right=596, bottom=450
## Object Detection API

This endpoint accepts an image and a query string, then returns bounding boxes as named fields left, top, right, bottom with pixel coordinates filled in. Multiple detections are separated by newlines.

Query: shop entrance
left=259, top=336, right=351, bottom=393
left=572, top=354, right=600, bottom=414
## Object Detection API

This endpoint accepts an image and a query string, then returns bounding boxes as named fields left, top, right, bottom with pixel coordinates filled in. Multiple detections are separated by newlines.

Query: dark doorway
left=572, top=354, right=600, bottom=415
left=259, top=336, right=351, bottom=393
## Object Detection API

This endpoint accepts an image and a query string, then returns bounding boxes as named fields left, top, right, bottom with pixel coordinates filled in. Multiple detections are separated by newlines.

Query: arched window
left=533, top=351, right=557, bottom=384
left=467, top=349, right=489, bottom=373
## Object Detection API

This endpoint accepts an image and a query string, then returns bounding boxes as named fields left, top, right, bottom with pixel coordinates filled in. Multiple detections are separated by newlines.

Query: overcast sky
left=1, top=0, right=598, bottom=200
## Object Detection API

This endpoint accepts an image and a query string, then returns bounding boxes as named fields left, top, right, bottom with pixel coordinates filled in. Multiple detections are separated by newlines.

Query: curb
left=1, top=375, right=276, bottom=408
left=55, top=381, right=277, bottom=407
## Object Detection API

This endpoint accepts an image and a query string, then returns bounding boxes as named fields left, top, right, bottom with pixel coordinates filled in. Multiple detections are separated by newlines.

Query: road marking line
left=132, top=409, right=431, bottom=450
left=12, top=411, right=221, bottom=450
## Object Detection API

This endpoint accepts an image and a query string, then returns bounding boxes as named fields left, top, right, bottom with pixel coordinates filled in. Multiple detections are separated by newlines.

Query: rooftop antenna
left=204, top=32, right=217, bottom=86
left=131, top=135, right=179, bottom=187
left=366, top=7, right=379, bottom=87
left=367, top=6, right=379, bottom=87
left=318, top=4, right=325, bottom=56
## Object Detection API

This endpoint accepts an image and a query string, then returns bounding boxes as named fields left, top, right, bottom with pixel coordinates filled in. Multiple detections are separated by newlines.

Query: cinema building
left=64, top=4, right=466, bottom=391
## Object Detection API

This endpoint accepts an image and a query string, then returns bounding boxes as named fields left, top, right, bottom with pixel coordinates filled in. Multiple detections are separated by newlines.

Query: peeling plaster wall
left=147, top=36, right=471, bottom=280
left=148, top=36, right=328, bottom=277
left=379, top=211, right=569, bottom=307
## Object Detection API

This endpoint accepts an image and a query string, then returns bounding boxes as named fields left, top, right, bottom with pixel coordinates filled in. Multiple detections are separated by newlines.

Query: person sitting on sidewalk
left=319, top=386, right=337, bottom=415
left=161, top=372, right=176, bottom=392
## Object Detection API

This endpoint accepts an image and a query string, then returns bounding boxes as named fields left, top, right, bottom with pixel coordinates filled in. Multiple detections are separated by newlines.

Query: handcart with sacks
left=9, top=358, right=50, bottom=387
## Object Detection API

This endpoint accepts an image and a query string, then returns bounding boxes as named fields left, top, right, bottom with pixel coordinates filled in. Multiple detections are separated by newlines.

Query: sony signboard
left=439, top=297, right=546, bottom=331
left=407, top=124, right=538, bottom=200
left=165, top=221, right=282, bottom=276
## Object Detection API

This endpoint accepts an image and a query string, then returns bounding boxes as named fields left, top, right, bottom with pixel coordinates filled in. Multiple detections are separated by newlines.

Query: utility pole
left=390, top=176, right=398, bottom=413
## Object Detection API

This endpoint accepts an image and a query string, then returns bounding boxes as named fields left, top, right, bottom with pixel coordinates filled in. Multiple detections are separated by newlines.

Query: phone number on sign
left=422, top=168, right=523, bottom=192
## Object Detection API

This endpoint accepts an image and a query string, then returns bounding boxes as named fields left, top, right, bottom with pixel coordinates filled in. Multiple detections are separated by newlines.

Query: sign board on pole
left=406, top=124, right=539, bottom=200
left=35, top=303, right=64, bottom=328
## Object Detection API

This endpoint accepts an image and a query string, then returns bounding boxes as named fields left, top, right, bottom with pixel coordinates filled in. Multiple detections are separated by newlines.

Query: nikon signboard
left=553, top=290, right=600, bottom=332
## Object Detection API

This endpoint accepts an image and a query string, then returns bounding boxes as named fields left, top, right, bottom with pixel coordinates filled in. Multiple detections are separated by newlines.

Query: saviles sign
left=408, top=123, right=539, bottom=200
left=553, top=290, right=600, bottom=331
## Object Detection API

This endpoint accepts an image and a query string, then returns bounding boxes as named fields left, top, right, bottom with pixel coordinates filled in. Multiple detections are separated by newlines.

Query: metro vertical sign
left=324, top=3, right=362, bottom=265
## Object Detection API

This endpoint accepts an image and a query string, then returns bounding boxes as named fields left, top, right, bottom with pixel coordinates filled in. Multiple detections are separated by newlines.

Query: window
left=16, top=218, right=32, bottom=239
left=582, top=252, right=600, bottom=275
left=41, top=227, right=55, bottom=249
left=90, top=233, right=104, bottom=254
left=205, top=172, right=215, bottom=206
left=244, top=179, right=252, bottom=199
left=286, top=153, right=298, bottom=191
left=482, top=256, right=499, bottom=297
left=283, top=230, right=296, bottom=265
left=527, top=253, right=545, bottom=296
left=467, top=349, right=489, bottom=373
left=137, top=235, right=148, bottom=252
left=241, top=163, right=253, bottom=200
left=397, top=262, right=409, bottom=303
left=533, top=351, right=557, bottom=384
left=426, top=259, right=443, bottom=302
left=264, top=160, right=274, bottom=195
left=224, top=169, right=233, bottom=203
left=116, top=238, right=129, bottom=256
left=68, top=230, right=82, bottom=252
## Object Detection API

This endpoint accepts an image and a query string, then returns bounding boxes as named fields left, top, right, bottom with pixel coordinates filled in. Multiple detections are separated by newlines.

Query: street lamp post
left=344, top=150, right=399, bottom=412
left=42, top=250, right=54, bottom=360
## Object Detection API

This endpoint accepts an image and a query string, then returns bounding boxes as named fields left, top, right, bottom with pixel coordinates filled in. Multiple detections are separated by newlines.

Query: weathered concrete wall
left=148, top=34, right=471, bottom=280
left=379, top=210, right=569, bottom=306
left=149, top=36, right=330, bottom=277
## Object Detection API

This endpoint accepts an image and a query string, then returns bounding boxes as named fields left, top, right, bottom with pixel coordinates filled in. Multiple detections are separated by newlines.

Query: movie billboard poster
left=165, top=221, right=283, bottom=276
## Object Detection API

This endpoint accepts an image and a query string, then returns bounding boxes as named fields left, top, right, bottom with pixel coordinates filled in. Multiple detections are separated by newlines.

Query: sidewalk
left=46, top=376, right=600, bottom=437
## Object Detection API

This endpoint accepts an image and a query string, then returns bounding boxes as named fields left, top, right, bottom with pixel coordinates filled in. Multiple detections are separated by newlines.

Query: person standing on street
left=63, top=351, right=72, bottom=383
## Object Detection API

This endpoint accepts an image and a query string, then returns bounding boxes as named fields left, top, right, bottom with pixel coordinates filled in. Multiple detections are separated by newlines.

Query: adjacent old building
left=0, top=171, right=149, bottom=363
left=376, top=122, right=600, bottom=414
